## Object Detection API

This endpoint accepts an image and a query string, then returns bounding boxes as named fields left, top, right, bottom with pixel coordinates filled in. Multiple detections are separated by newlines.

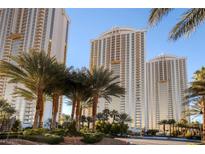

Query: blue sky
left=62, top=9, right=205, bottom=117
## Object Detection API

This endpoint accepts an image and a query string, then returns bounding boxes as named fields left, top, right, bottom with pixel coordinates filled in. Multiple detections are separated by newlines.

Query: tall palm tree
left=148, top=9, right=205, bottom=41
left=46, top=64, right=71, bottom=129
left=0, top=50, right=58, bottom=128
left=66, top=68, right=91, bottom=131
left=186, top=67, right=205, bottom=142
left=87, top=66, right=125, bottom=131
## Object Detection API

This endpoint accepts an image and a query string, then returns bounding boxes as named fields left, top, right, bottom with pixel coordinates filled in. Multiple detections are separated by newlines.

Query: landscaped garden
left=0, top=50, right=129, bottom=144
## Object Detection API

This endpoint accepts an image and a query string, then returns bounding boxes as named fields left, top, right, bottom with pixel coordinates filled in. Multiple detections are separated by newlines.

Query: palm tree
left=80, top=115, right=87, bottom=127
left=60, top=114, right=71, bottom=125
left=148, top=9, right=205, bottom=41
left=158, top=120, right=168, bottom=136
left=186, top=67, right=205, bottom=142
left=183, top=97, right=203, bottom=120
left=102, top=109, right=110, bottom=121
left=66, top=68, right=91, bottom=131
left=167, top=119, right=176, bottom=136
left=110, top=110, right=119, bottom=123
left=86, top=116, right=93, bottom=129
left=116, top=113, right=132, bottom=125
left=0, top=50, right=59, bottom=128
left=46, top=64, right=71, bottom=129
left=0, top=98, right=16, bottom=131
left=96, top=112, right=104, bottom=121
left=87, top=66, right=125, bottom=131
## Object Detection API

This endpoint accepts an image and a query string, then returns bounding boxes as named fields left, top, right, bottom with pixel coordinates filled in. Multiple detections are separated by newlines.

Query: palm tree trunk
left=92, top=96, right=98, bottom=132
left=33, top=102, right=40, bottom=128
left=71, top=99, right=76, bottom=120
left=113, top=115, right=115, bottom=123
left=38, top=89, right=44, bottom=128
left=51, top=94, right=59, bottom=129
left=80, top=106, right=82, bottom=119
left=163, top=124, right=165, bottom=136
left=75, top=99, right=81, bottom=131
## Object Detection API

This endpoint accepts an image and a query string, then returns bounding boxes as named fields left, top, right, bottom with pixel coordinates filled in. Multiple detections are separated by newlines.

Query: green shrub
left=80, top=127, right=92, bottom=134
left=185, top=131, right=192, bottom=139
left=63, top=121, right=80, bottom=136
left=11, top=120, right=21, bottom=132
left=110, top=123, right=121, bottom=136
left=146, top=129, right=159, bottom=136
left=49, top=129, right=66, bottom=136
left=82, top=132, right=104, bottom=144
left=23, top=128, right=48, bottom=136
left=119, top=123, right=129, bottom=136
left=0, top=132, right=23, bottom=139
left=96, top=121, right=112, bottom=134
left=22, top=134, right=64, bottom=144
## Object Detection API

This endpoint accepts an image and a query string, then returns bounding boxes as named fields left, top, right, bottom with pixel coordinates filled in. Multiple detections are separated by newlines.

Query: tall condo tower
left=146, top=54, right=187, bottom=129
left=90, top=27, right=146, bottom=129
left=0, top=8, right=70, bottom=127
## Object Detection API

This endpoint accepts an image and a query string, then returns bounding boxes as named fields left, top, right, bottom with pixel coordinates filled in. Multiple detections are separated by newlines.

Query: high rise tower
left=0, top=8, right=70, bottom=127
left=146, top=54, right=187, bottom=129
left=90, top=27, right=146, bottom=129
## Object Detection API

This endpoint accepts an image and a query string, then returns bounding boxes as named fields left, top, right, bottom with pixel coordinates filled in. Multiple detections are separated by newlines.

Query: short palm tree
left=86, top=116, right=93, bottom=129
left=0, top=50, right=59, bottom=128
left=167, top=119, right=176, bottom=136
left=158, top=120, right=168, bottom=136
left=80, top=115, right=87, bottom=127
left=87, top=66, right=125, bottom=131
left=148, top=9, right=205, bottom=41
left=116, top=113, right=132, bottom=125
left=0, top=98, right=16, bottom=131
left=102, top=109, right=110, bottom=121
left=110, top=110, right=119, bottom=123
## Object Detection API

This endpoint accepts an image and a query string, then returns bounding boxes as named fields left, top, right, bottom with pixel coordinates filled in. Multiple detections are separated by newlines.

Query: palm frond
left=149, top=8, right=173, bottom=26
left=170, top=9, right=205, bottom=40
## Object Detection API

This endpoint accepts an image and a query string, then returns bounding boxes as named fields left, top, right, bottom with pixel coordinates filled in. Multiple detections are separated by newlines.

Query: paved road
left=115, top=138, right=200, bottom=145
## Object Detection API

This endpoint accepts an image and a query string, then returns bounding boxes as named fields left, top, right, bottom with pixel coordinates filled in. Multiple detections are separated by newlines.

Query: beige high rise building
left=0, top=8, right=70, bottom=127
left=89, top=27, right=146, bottom=130
left=146, top=54, right=187, bottom=129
